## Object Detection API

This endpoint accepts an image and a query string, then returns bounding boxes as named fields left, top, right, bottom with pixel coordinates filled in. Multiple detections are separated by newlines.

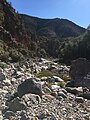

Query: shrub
left=0, top=62, right=7, bottom=69
left=57, top=81, right=65, bottom=88
left=38, top=49, right=47, bottom=57
left=0, top=51, right=9, bottom=62
left=20, top=48, right=28, bottom=55
left=10, top=49, right=24, bottom=62
left=35, top=70, right=62, bottom=78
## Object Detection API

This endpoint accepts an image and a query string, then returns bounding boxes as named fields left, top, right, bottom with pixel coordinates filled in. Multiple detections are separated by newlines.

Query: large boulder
left=8, top=97, right=26, bottom=112
left=69, top=58, right=90, bottom=89
left=17, top=78, right=42, bottom=98
left=0, top=70, right=5, bottom=81
left=70, top=58, right=90, bottom=80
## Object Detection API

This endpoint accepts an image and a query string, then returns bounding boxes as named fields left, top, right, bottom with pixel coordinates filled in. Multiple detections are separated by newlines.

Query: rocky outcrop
left=0, top=0, right=30, bottom=55
left=1, top=0, right=29, bottom=43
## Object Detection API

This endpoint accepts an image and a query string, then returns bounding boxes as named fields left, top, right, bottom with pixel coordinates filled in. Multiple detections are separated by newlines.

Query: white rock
left=53, top=76, right=64, bottom=82
left=0, top=89, right=8, bottom=95
left=3, top=79, right=11, bottom=86
left=58, top=91, right=67, bottom=98
left=51, top=85, right=60, bottom=91
left=75, top=96, right=84, bottom=103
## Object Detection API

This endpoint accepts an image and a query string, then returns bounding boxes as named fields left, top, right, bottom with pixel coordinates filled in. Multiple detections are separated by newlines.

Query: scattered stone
left=58, top=91, right=67, bottom=98
left=4, top=111, right=15, bottom=119
left=56, top=96, right=63, bottom=101
left=61, top=88, right=67, bottom=95
left=3, top=79, right=11, bottom=86
left=52, top=76, right=64, bottom=82
left=66, top=87, right=83, bottom=95
left=51, top=91, right=57, bottom=97
left=0, top=111, right=3, bottom=120
left=51, top=85, right=60, bottom=91
left=43, top=86, right=52, bottom=94
left=75, top=97, right=84, bottom=103
left=65, top=81, right=74, bottom=87
left=22, top=94, right=41, bottom=105
left=42, top=94, right=55, bottom=101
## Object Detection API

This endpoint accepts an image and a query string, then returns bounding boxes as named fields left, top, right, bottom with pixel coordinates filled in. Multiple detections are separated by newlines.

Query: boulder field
left=0, top=58, right=90, bottom=120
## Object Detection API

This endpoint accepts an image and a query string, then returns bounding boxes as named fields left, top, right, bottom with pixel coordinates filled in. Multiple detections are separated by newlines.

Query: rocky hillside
left=21, top=14, right=85, bottom=38
left=0, top=0, right=31, bottom=62
left=20, top=14, right=86, bottom=58
left=0, top=0, right=30, bottom=44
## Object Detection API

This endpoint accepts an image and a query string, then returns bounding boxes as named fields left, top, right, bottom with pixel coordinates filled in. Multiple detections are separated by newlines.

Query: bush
left=0, top=62, right=7, bottom=69
left=0, top=51, right=9, bottom=62
left=20, top=48, right=28, bottom=55
left=57, top=81, right=65, bottom=88
left=35, top=70, right=62, bottom=78
left=38, top=48, right=47, bottom=57
left=10, top=49, right=24, bottom=62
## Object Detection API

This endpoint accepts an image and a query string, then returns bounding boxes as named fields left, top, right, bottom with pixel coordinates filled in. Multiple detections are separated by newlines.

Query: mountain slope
left=0, top=0, right=31, bottom=62
left=21, top=14, right=85, bottom=39
left=21, top=14, right=86, bottom=58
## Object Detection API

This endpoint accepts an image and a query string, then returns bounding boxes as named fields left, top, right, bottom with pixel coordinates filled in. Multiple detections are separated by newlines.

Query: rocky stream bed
left=0, top=58, right=90, bottom=120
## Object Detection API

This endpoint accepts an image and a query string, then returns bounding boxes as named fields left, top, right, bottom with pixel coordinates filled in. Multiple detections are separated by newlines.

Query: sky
left=7, top=0, right=90, bottom=28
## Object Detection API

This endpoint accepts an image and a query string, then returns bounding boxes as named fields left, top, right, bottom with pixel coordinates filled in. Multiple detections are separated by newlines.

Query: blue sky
left=7, top=0, right=90, bottom=28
